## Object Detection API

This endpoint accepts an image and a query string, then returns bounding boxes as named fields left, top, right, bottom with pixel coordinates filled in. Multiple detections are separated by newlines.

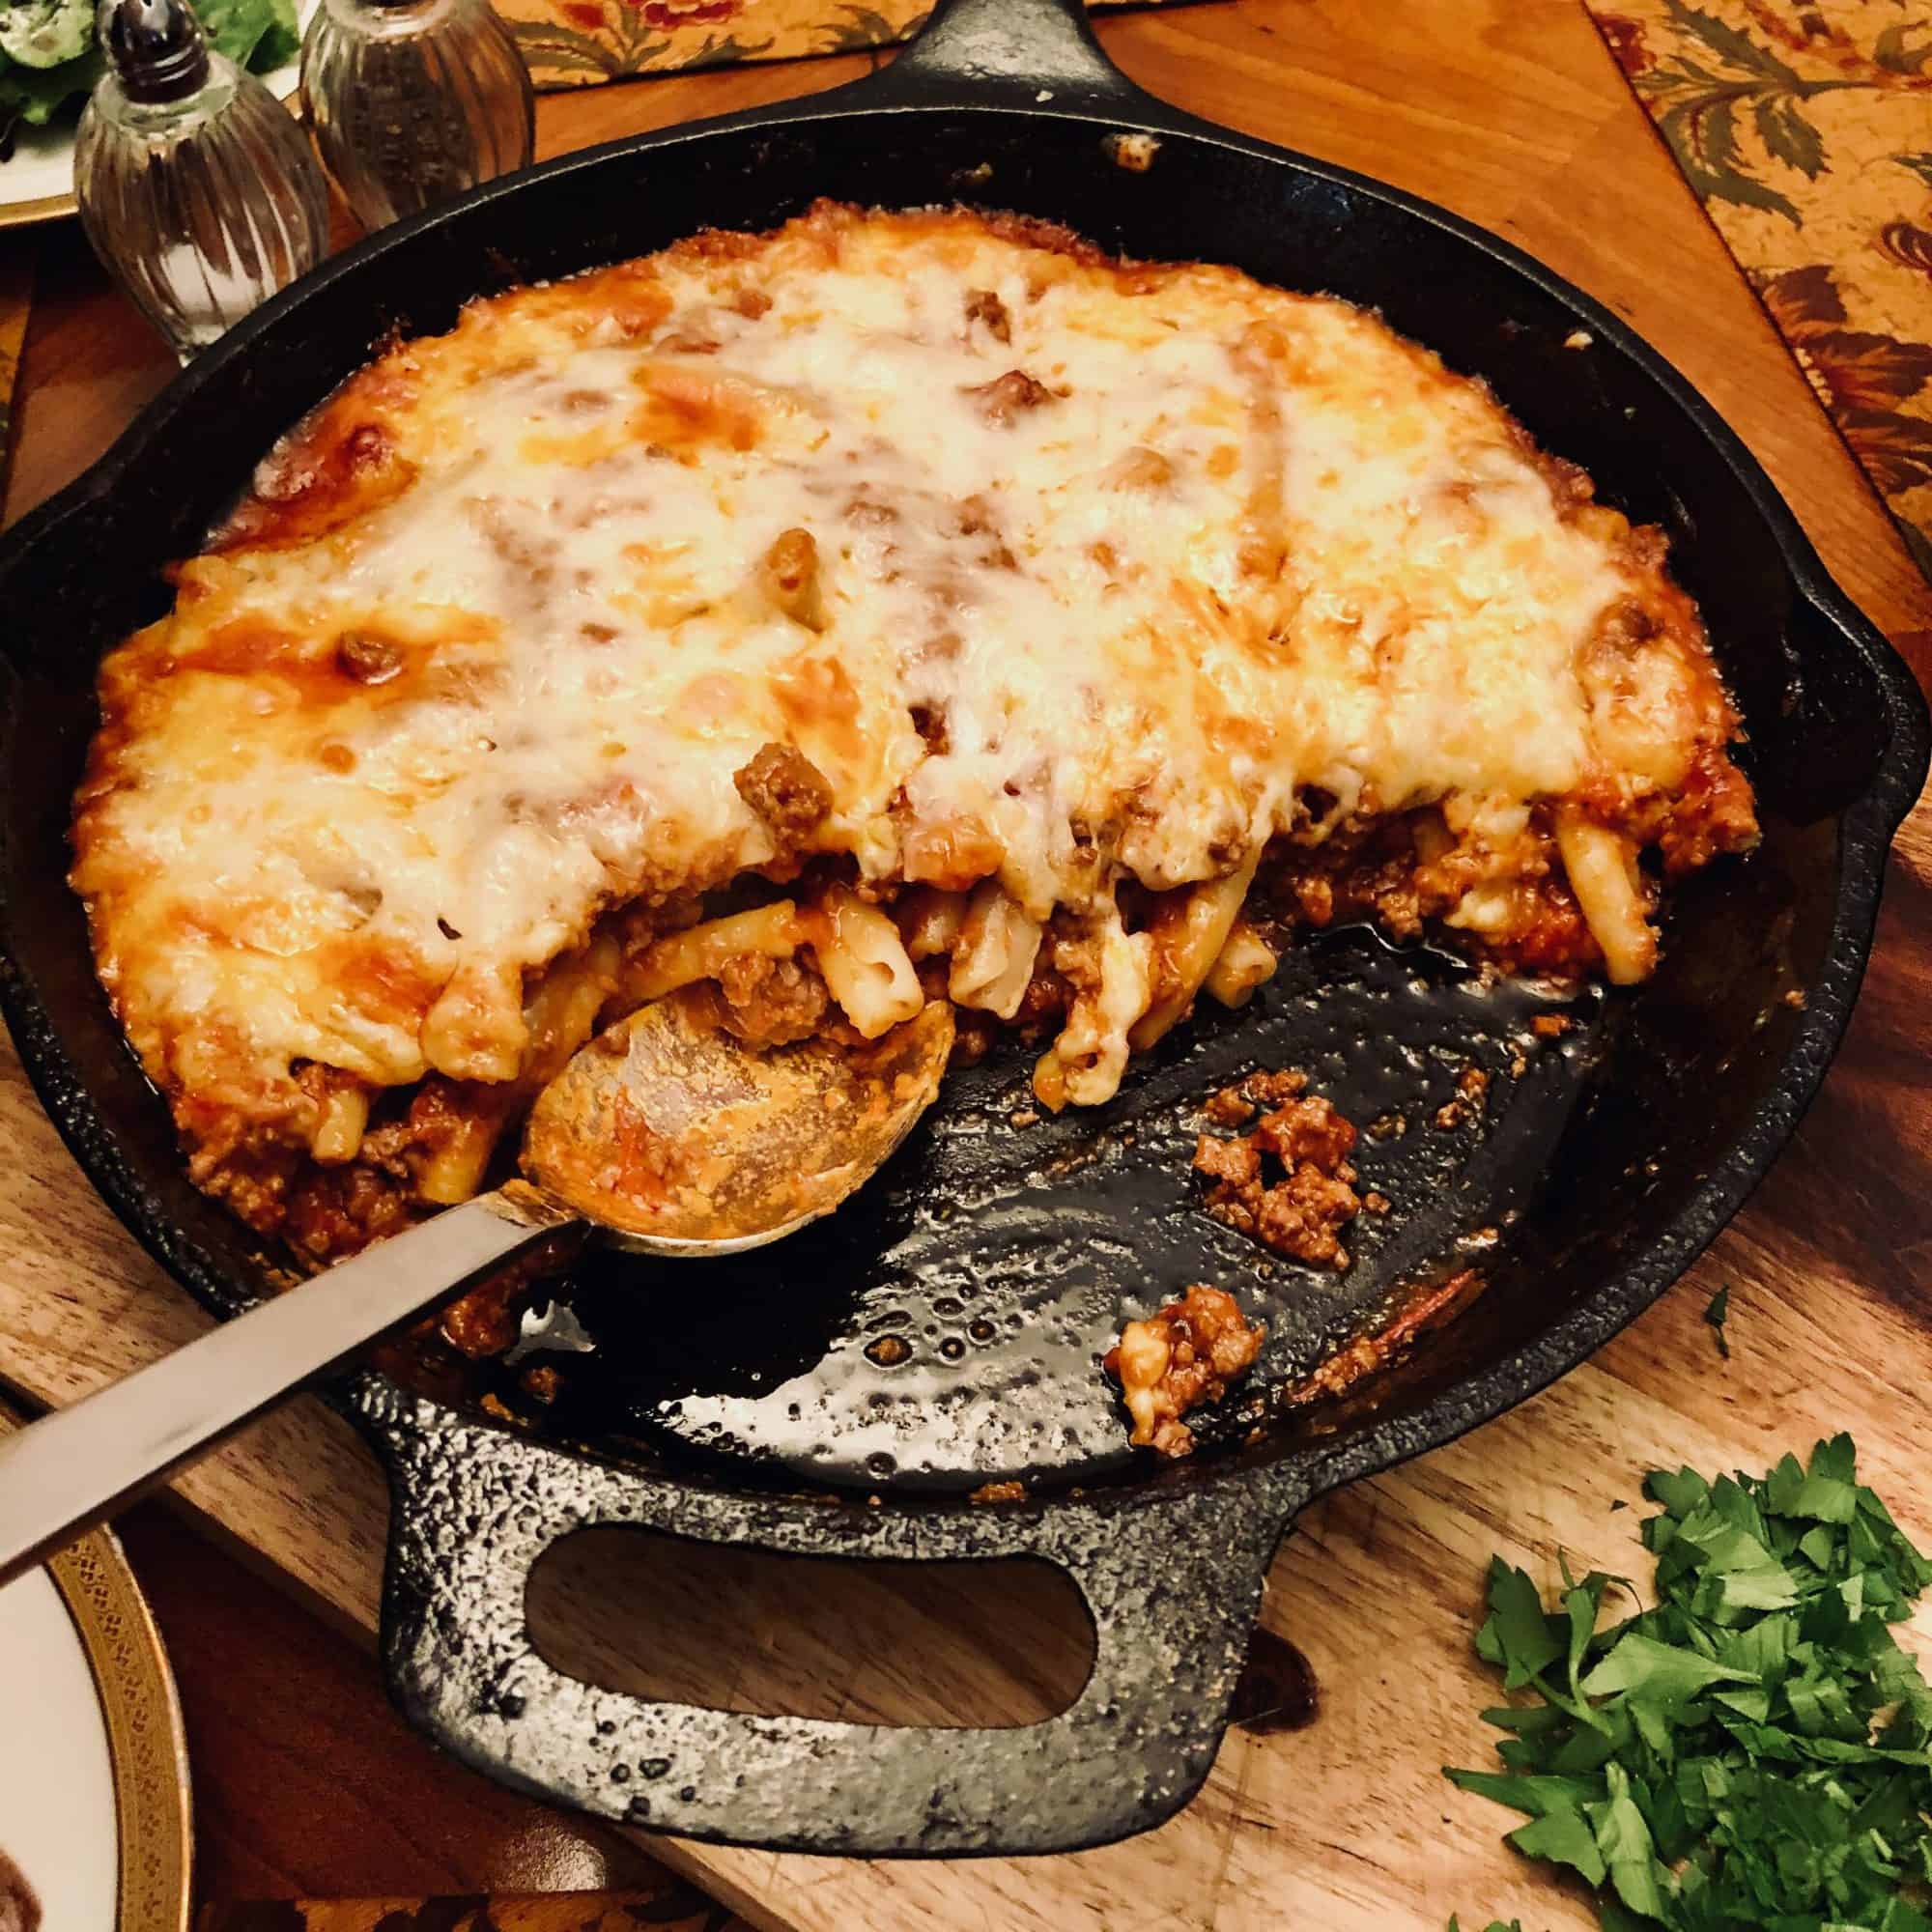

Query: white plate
left=0, top=15, right=313, bottom=229
left=0, top=1524, right=191, bottom=1932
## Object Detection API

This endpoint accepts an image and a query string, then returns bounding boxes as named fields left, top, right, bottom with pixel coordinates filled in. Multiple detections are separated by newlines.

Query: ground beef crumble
left=732, top=741, right=832, bottom=851
left=962, top=368, right=1059, bottom=423
left=969, top=1478, right=1028, bottom=1504
left=1434, top=1063, right=1491, bottom=1131
left=963, top=288, right=1011, bottom=342
left=1104, top=1283, right=1265, bottom=1459
left=714, top=951, right=832, bottom=1047
left=1192, top=1069, right=1365, bottom=1268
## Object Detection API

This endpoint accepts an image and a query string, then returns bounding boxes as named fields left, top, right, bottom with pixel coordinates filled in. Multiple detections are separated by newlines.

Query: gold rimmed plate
left=0, top=1413, right=189, bottom=1932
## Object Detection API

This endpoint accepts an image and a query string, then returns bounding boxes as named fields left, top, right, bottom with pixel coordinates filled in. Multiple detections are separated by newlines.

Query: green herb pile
left=1, top=0, right=298, bottom=155
left=1447, top=1436, right=1932, bottom=1930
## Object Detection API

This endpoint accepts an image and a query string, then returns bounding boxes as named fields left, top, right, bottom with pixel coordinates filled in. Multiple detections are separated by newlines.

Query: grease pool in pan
left=511, top=926, right=1605, bottom=1496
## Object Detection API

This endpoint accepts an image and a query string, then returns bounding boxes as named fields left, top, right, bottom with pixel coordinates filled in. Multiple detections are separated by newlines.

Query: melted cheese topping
left=72, top=204, right=1742, bottom=1140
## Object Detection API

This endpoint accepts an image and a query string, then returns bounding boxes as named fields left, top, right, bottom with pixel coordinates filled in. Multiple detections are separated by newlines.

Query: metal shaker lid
left=99, top=0, right=211, bottom=103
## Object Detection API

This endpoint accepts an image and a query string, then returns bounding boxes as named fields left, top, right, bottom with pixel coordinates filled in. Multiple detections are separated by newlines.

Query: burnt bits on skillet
left=469, top=927, right=1602, bottom=1496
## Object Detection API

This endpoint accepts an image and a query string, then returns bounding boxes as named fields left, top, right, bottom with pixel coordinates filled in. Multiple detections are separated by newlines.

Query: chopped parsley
left=1447, top=1436, right=1932, bottom=1929
left=1704, top=1287, right=1731, bottom=1360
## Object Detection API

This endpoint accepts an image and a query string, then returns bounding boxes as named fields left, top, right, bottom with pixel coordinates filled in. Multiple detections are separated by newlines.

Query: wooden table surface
left=5, top=1, right=1932, bottom=1927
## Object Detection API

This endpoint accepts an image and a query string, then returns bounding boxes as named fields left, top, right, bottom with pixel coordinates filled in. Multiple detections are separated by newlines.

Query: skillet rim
left=0, top=78, right=1922, bottom=1520
left=0, top=54, right=1925, bottom=1861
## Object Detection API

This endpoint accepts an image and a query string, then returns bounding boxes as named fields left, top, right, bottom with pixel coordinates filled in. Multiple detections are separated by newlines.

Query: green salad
left=0, top=0, right=298, bottom=154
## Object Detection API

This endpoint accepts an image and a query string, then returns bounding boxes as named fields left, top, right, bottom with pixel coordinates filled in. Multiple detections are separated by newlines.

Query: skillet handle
left=864, top=0, right=1151, bottom=114
left=355, top=1385, right=1304, bottom=1855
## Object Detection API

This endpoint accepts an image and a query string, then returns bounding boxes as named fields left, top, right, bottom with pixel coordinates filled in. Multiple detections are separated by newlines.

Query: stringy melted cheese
left=72, top=204, right=1728, bottom=1126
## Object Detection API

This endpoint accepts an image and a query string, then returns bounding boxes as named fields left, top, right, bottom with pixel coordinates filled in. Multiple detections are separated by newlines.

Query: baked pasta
left=70, top=203, right=1758, bottom=1260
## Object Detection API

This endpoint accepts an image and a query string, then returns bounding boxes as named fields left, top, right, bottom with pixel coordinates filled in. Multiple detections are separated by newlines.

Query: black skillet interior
left=0, top=0, right=1924, bottom=1858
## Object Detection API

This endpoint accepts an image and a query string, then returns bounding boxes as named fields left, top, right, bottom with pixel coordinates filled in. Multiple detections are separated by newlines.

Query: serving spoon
left=0, top=988, right=954, bottom=1589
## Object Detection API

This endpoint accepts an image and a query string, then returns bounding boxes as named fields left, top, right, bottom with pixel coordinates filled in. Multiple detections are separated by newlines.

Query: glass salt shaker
left=74, top=0, right=328, bottom=362
left=301, top=0, right=533, bottom=233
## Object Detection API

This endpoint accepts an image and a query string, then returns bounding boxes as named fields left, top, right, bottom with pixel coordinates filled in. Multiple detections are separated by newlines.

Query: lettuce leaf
left=190, top=0, right=300, bottom=72
left=0, top=44, right=99, bottom=127
left=0, top=0, right=297, bottom=150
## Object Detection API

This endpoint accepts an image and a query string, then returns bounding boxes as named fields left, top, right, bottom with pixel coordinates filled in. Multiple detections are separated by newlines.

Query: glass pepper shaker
left=301, top=0, right=533, bottom=233
left=74, top=0, right=329, bottom=362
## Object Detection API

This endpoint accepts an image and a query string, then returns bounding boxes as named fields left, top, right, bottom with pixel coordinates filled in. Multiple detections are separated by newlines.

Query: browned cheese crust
left=71, top=201, right=1756, bottom=1264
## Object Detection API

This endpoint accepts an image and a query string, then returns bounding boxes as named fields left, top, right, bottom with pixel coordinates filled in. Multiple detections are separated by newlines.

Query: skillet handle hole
left=526, top=1524, right=1093, bottom=1728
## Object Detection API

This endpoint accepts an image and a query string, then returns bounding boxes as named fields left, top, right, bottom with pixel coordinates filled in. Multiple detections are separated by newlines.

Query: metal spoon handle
left=0, top=1191, right=566, bottom=1589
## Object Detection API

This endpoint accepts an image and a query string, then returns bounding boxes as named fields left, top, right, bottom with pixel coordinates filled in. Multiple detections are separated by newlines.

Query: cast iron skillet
left=0, top=0, right=1925, bottom=1858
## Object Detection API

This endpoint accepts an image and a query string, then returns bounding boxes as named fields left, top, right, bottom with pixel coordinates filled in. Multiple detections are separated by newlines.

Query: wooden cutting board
left=5, top=3, right=1932, bottom=1927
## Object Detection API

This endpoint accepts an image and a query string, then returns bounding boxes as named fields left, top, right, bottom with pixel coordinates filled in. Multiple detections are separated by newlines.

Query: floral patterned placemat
left=1587, top=0, right=1932, bottom=580
left=503, top=0, right=1195, bottom=97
